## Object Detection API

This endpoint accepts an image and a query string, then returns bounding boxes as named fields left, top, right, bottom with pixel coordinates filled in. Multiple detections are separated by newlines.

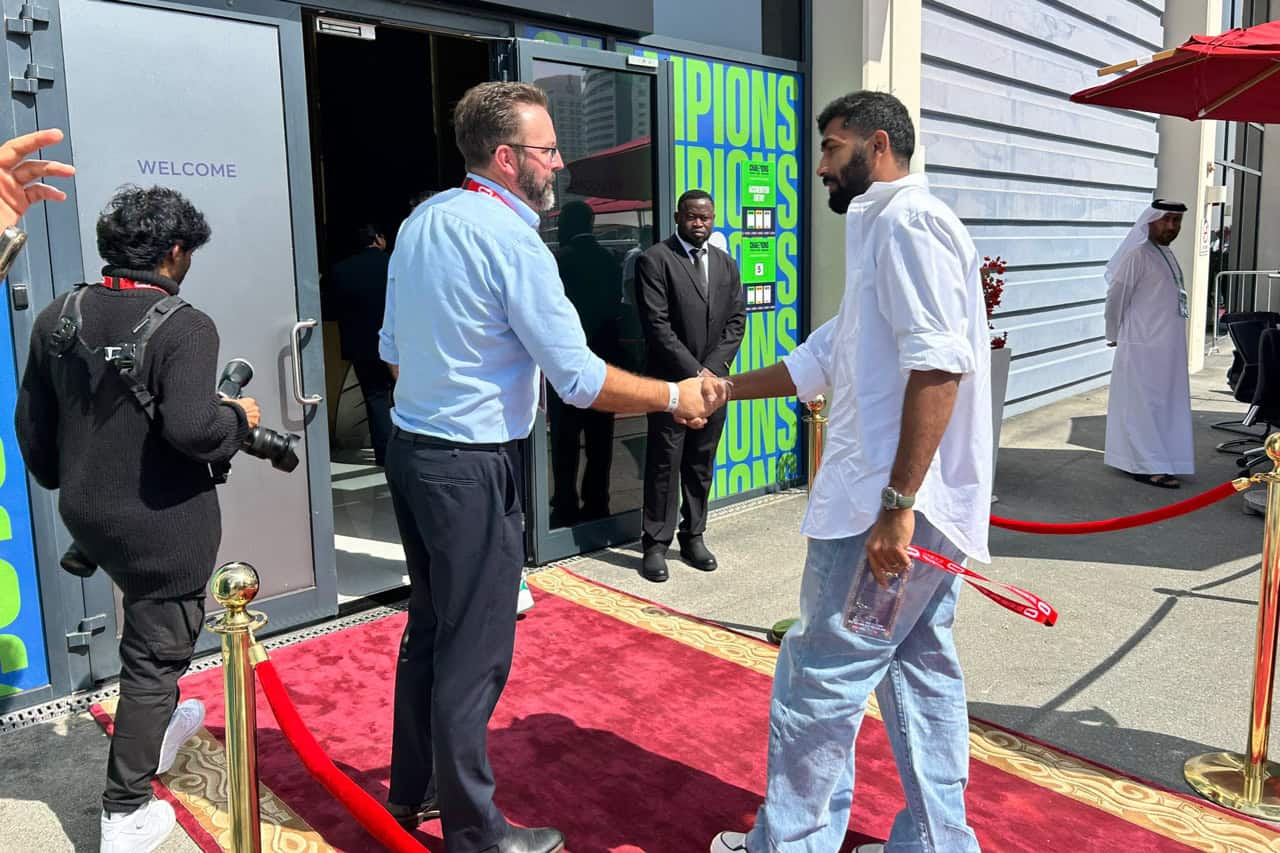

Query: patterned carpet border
left=94, top=697, right=333, bottom=853
left=528, top=567, right=1280, bottom=853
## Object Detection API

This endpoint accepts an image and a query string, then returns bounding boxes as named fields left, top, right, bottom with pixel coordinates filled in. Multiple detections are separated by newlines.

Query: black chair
left=1237, top=327, right=1280, bottom=471
left=1216, top=313, right=1280, bottom=451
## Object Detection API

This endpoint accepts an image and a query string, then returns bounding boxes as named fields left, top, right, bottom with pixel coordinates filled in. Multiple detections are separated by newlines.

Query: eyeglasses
left=501, top=142, right=561, bottom=162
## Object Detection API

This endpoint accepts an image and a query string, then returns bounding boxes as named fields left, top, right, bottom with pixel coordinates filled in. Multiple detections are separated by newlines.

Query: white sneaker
left=854, top=845, right=886, bottom=853
left=157, top=698, right=205, bottom=775
left=710, top=831, right=749, bottom=852
left=100, top=798, right=176, bottom=853
left=517, top=577, right=535, bottom=615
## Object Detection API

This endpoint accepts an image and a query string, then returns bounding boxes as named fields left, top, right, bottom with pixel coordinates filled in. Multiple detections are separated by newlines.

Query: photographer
left=16, top=186, right=259, bottom=852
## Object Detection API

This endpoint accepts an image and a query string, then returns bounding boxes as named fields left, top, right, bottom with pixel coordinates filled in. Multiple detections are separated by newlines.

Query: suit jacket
left=324, top=247, right=390, bottom=361
left=635, top=234, right=746, bottom=380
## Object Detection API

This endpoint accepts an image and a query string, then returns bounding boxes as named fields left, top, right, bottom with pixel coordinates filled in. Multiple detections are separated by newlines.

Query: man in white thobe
left=1104, top=199, right=1193, bottom=487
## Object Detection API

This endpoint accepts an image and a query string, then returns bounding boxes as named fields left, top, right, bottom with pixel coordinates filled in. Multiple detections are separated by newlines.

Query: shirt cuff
left=782, top=347, right=829, bottom=403
left=378, top=334, right=398, bottom=365
left=898, top=331, right=976, bottom=375
left=561, top=352, right=609, bottom=409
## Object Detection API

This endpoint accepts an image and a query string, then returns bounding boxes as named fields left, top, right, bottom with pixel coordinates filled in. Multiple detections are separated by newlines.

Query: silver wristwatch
left=880, top=486, right=916, bottom=511
left=0, top=226, right=27, bottom=281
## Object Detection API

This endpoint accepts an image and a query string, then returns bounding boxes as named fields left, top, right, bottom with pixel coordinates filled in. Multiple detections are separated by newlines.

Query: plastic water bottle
left=843, top=557, right=908, bottom=640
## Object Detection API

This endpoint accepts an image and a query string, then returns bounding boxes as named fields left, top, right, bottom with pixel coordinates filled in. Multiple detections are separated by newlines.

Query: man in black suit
left=325, top=223, right=394, bottom=465
left=635, top=190, right=746, bottom=582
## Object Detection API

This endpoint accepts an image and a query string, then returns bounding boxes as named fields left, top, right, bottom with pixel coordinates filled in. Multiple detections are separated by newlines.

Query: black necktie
left=691, top=247, right=708, bottom=296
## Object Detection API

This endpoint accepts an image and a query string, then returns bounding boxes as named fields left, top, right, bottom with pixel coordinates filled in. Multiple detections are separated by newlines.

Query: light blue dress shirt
left=379, top=173, right=608, bottom=443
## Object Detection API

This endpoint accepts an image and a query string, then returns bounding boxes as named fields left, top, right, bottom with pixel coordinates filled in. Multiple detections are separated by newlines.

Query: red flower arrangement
left=982, top=255, right=1009, bottom=350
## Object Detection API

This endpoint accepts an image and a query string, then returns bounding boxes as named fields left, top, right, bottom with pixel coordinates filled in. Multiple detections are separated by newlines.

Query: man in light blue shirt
left=379, top=81, right=724, bottom=853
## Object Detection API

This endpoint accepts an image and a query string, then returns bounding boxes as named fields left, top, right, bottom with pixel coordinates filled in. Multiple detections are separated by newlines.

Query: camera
left=216, top=358, right=301, bottom=477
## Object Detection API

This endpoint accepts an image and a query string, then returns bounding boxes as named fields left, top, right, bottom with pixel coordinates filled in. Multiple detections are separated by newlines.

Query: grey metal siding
left=921, top=0, right=1165, bottom=415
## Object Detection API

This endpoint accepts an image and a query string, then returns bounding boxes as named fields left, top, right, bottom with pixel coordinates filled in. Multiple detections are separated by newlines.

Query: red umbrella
left=1070, top=20, right=1280, bottom=122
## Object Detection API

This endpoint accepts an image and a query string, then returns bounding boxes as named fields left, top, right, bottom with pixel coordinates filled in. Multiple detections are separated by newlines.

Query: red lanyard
left=101, top=276, right=167, bottom=294
left=908, top=545, right=1058, bottom=627
left=462, top=178, right=520, bottom=215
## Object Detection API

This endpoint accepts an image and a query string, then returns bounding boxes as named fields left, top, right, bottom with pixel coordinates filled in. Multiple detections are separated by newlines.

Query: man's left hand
left=865, top=508, right=915, bottom=588
left=0, top=129, right=75, bottom=231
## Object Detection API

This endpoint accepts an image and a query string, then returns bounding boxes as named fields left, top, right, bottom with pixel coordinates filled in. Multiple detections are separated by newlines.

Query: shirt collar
left=847, top=172, right=929, bottom=214
left=465, top=172, right=541, bottom=229
left=675, top=233, right=705, bottom=259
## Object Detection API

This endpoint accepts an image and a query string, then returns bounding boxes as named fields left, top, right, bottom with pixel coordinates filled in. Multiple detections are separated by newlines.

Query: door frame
left=29, top=0, right=336, bottom=692
left=508, top=37, right=675, bottom=565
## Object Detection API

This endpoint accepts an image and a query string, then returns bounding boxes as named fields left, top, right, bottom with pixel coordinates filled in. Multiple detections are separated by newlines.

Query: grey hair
left=453, top=82, right=549, bottom=170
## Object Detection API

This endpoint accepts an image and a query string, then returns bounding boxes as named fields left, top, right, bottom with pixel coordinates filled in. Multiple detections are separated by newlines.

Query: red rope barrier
left=256, top=659, right=429, bottom=853
left=990, top=479, right=1245, bottom=535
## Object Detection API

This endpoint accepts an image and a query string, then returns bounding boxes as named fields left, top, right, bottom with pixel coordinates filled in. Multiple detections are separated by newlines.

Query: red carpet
left=156, top=571, right=1263, bottom=852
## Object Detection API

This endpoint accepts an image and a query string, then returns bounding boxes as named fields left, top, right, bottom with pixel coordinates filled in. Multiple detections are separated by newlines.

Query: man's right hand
left=231, top=396, right=261, bottom=428
left=674, top=374, right=731, bottom=424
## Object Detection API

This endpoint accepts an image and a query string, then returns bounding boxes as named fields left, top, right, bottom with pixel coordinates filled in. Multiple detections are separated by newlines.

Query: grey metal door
left=47, top=0, right=334, bottom=678
left=507, top=39, right=675, bottom=564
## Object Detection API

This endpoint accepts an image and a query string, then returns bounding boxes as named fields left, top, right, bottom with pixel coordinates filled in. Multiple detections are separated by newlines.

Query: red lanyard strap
left=907, top=545, right=1058, bottom=627
left=462, top=178, right=519, bottom=214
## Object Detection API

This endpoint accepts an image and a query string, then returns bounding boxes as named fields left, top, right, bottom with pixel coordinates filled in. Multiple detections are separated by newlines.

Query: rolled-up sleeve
left=783, top=317, right=837, bottom=402
left=505, top=236, right=607, bottom=409
left=875, top=212, right=976, bottom=376
left=378, top=251, right=399, bottom=365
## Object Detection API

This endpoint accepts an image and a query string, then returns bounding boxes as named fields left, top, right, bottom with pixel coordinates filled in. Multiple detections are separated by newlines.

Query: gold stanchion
left=1185, top=434, right=1280, bottom=819
left=207, top=561, right=268, bottom=852
left=768, top=396, right=827, bottom=645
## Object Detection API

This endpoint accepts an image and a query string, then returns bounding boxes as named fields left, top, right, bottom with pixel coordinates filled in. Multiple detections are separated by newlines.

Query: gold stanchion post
left=207, top=561, right=268, bottom=852
left=1185, top=434, right=1280, bottom=819
left=768, top=396, right=827, bottom=645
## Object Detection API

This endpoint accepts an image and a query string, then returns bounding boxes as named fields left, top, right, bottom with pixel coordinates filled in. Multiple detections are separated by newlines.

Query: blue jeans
left=747, top=516, right=980, bottom=853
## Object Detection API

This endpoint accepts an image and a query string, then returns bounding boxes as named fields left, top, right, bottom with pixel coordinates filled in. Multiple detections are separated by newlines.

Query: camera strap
left=52, top=285, right=190, bottom=421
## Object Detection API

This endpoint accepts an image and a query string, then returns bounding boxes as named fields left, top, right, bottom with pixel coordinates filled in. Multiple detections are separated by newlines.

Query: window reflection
left=532, top=60, right=654, bottom=530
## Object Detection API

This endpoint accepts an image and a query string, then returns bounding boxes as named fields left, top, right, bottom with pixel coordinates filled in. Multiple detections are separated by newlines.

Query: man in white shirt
left=709, top=91, right=991, bottom=853
left=1103, top=200, right=1193, bottom=488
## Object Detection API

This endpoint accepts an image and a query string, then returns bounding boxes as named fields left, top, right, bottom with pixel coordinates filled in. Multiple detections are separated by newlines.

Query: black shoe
left=678, top=533, right=718, bottom=572
left=641, top=545, right=669, bottom=583
left=386, top=798, right=440, bottom=829
left=486, top=825, right=565, bottom=853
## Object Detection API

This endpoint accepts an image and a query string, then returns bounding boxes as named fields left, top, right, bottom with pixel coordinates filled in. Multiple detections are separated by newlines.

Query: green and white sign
left=741, top=160, right=775, bottom=207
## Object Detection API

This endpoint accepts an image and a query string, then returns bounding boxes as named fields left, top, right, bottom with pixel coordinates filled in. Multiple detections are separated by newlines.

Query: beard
left=517, top=161, right=556, bottom=212
left=825, top=146, right=873, bottom=214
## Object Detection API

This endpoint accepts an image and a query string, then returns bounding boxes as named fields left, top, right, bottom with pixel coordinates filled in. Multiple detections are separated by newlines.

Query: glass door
left=511, top=39, right=673, bottom=564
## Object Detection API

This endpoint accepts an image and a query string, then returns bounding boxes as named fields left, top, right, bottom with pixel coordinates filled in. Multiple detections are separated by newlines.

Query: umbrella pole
left=1198, top=61, right=1280, bottom=117
left=1097, top=47, right=1177, bottom=76
left=1185, top=435, right=1280, bottom=819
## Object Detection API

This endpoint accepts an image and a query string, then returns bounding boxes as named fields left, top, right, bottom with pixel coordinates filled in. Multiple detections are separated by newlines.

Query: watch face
left=881, top=487, right=896, bottom=508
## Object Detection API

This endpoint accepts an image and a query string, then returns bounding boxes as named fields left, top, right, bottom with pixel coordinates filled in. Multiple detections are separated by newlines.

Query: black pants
left=352, top=357, right=395, bottom=466
left=385, top=428, right=525, bottom=853
left=548, top=393, right=615, bottom=527
left=641, top=407, right=727, bottom=548
left=104, top=594, right=205, bottom=813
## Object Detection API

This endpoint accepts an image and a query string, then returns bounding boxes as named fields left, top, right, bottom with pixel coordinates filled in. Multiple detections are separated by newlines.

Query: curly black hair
left=95, top=185, right=212, bottom=271
left=817, top=91, right=915, bottom=166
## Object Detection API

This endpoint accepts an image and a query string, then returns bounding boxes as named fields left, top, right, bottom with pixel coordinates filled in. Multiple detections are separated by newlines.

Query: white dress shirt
left=783, top=173, right=993, bottom=562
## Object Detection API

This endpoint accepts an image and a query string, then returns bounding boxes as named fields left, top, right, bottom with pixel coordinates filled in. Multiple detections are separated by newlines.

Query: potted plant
left=983, top=256, right=1012, bottom=484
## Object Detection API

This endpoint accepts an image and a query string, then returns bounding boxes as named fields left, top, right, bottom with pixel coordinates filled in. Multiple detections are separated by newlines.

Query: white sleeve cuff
left=783, top=347, right=830, bottom=403
left=897, top=332, right=975, bottom=375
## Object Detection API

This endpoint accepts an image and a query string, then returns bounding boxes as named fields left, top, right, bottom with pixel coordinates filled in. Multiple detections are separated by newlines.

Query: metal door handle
left=291, top=319, right=322, bottom=406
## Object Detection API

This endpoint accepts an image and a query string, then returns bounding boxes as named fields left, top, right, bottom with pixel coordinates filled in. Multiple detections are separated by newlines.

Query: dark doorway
left=303, top=16, right=490, bottom=603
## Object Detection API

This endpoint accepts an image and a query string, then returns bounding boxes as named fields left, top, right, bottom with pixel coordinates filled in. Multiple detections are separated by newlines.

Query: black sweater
left=16, top=268, right=249, bottom=599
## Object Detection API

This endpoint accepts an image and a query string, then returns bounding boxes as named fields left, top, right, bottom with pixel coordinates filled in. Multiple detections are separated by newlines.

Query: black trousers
left=352, top=357, right=395, bottom=466
left=385, top=428, right=525, bottom=853
left=104, top=593, right=205, bottom=813
left=641, top=407, right=727, bottom=548
left=548, top=393, right=615, bottom=526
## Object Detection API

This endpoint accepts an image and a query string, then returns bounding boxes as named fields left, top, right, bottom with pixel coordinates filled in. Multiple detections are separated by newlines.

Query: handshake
left=673, top=369, right=733, bottom=428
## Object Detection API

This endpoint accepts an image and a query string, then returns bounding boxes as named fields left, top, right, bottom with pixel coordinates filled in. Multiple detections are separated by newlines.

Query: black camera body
left=214, top=358, right=301, bottom=482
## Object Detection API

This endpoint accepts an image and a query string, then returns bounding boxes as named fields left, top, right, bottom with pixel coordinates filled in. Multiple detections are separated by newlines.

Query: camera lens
left=242, top=426, right=300, bottom=472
